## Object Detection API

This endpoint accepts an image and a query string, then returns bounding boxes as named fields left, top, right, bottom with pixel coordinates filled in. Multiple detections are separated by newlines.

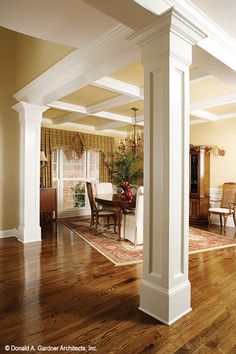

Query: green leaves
left=112, top=152, right=143, bottom=187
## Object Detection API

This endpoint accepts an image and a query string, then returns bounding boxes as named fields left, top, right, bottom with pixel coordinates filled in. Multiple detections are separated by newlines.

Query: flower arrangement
left=121, top=181, right=133, bottom=202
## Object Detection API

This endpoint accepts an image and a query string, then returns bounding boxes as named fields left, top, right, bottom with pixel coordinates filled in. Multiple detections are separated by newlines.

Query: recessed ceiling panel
left=0, top=0, right=118, bottom=48
left=110, top=61, right=144, bottom=87
left=44, top=108, right=68, bottom=119
left=60, top=85, right=119, bottom=107
left=108, top=100, right=144, bottom=116
left=190, top=77, right=236, bottom=103
left=190, top=116, right=201, bottom=121
left=74, top=116, right=115, bottom=126
left=206, top=102, right=236, bottom=115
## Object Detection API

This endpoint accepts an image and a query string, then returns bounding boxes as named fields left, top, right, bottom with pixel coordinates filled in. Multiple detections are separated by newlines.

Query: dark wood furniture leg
left=116, top=205, right=121, bottom=241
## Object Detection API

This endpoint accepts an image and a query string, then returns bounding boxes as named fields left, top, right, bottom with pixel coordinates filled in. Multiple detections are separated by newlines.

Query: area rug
left=189, top=227, right=236, bottom=254
left=62, top=219, right=236, bottom=266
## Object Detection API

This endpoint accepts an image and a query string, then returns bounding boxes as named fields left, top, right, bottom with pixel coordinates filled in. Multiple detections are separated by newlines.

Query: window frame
left=52, top=148, right=99, bottom=214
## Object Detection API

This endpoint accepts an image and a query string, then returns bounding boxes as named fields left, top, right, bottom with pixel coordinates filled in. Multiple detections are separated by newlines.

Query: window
left=52, top=149, right=99, bottom=213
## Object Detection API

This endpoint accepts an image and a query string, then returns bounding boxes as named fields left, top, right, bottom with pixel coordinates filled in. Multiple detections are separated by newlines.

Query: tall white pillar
left=12, top=102, right=47, bottom=243
left=130, top=9, right=206, bottom=325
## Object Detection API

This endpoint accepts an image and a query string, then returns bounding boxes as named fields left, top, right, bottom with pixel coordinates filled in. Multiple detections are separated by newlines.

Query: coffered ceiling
left=1, top=0, right=236, bottom=134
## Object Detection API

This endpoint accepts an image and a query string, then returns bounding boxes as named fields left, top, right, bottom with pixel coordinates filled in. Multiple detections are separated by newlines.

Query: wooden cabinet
left=189, top=145, right=211, bottom=224
left=40, top=188, right=57, bottom=232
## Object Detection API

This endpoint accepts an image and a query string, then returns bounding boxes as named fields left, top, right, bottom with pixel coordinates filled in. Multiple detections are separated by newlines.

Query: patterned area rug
left=62, top=219, right=236, bottom=266
left=189, top=227, right=236, bottom=254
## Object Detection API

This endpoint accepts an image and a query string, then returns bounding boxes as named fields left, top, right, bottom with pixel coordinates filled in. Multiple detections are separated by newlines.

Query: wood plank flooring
left=0, top=222, right=236, bottom=353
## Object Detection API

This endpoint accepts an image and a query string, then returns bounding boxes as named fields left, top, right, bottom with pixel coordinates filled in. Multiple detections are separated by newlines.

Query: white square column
left=12, top=102, right=47, bottom=243
left=129, top=9, right=206, bottom=325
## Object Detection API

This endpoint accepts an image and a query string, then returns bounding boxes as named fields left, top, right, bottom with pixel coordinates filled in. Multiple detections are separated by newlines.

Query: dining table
left=95, top=193, right=136, bottom=241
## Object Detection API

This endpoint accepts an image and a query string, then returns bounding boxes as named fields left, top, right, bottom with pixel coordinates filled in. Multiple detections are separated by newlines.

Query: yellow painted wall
left=190, top=119, right=236, bottom=188
left=0, top=27, right=74, bottom=231
left=16, top=33, right=75, bottom=90
left=0, top=27, right=19, bottom=230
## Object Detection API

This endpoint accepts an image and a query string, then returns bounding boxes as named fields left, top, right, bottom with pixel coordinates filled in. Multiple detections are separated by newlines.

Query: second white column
left=130, top=9, right=205, bottom=325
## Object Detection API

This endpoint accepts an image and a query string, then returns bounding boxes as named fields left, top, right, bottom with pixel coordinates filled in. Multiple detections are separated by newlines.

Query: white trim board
left=0, top=228, right=17, bottom=239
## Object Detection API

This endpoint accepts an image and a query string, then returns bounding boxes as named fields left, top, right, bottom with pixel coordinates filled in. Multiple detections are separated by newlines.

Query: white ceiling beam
left=52, top=112, right=87, bottom=125
left=42, top=117, right=95, bottom=131
left=136, top=115, right=144, bottom=123
left=190, top=93, right=236, bottom=111
left=94, top=111, right=133, bottom=123
left=190, top=110, right=217, bottom=121
left=48, top=101, right=87, bottom=113
left=44, top=45, right=140, bottom=105
left=42, top=118, right=125, bottom=136
left=215, top=112, right=236, bottom=121
left=13, top=24, right=140, bottom=105
left=93, top=76, right=143, bottom=99
left=87, top=95, right=139, bottom=114
left=47, top=100, right=144, bottom=125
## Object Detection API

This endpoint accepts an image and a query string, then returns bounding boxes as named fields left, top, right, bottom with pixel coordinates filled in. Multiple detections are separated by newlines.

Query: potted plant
left=111, top=152, right=143, bottom=197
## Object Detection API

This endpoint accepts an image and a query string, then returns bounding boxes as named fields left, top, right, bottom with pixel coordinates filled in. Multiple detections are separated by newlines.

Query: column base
left=139, top=280, right=192, bottom=325
left=17, top=225, right=42, bottom=243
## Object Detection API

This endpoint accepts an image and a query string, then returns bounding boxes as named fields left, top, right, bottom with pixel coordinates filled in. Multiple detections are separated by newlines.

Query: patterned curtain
left=40, top=127, right=114, bottom=187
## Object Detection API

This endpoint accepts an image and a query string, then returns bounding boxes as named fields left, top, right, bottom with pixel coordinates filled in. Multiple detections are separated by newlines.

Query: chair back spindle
left=86, top=182, right=97, bottom=212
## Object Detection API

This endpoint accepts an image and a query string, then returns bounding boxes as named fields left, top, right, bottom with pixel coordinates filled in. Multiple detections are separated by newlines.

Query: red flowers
left=122, top=181, right=133, bottom=202
left=122, top=181, right=130, bottom=189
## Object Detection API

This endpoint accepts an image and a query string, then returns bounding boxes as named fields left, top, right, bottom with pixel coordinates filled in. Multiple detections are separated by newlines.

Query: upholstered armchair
left=209, top=182, right=236, bottom=232
left=121, top=186, right=144, bottom=245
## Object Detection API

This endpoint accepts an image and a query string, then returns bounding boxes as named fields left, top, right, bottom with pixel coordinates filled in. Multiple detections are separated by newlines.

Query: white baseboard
left=210, top=188, right=235, bottom=227
left=0, top=228, right=17, bottom=238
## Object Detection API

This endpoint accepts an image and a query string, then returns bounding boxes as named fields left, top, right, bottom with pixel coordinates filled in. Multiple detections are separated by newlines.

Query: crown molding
left=134, top=0, right=236, bottom=70
left=12, top=101, right=48, bottom=113
left=163, top=0, right=236, bottom=70
left=94, top=23, right=132, bottom=49
left=129, top=8, right=206, bottom=47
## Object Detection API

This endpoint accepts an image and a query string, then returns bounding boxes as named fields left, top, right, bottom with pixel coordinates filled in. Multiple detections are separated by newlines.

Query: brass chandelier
left=117, top=107, right=143, bottom=157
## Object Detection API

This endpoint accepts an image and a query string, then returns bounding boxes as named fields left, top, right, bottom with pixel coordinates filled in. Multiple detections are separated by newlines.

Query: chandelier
left=117, top=107, right=143, bottom=157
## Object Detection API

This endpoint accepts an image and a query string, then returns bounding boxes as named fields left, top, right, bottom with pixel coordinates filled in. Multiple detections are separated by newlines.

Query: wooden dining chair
left=86, top=182, right=117, bottom=234
left=208, top=182, right=236, bottom=232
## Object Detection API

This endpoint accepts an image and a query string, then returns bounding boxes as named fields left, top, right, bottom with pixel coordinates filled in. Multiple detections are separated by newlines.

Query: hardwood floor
left=0, top=222, right=236, bottom=353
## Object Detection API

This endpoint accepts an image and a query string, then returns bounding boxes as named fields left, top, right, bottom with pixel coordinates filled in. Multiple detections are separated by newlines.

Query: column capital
left=12, top=101, right=48, bottom=114
left=129, top=8, right=206, bottom=48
